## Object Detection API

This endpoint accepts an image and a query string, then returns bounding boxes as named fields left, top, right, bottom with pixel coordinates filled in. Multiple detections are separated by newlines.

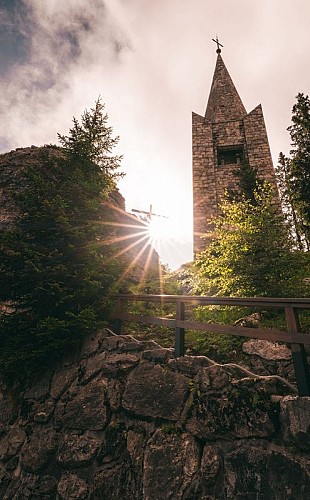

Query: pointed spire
left=205, top=54, right=247, bottom=123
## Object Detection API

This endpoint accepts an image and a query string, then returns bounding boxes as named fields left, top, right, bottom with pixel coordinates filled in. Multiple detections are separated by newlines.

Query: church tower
left=192, top=41, right=279, bottom=254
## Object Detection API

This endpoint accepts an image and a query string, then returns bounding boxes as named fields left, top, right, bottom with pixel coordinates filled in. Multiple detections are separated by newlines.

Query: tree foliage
left=193, top=163, right=309, bottom=298
left=0, top=99, right=122, bottom=385
left=226, top=162, right=264, bottom=205
left=276, top=93, right=310, bottom=249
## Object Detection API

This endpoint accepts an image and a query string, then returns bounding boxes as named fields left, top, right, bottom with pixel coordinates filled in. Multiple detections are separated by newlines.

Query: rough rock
left=243, top=339, right=292, bottom=361
left=57, top=433, right=101, bottom=468
left=57, top=378, right=109, bottom=430
left=224, top=445, right=310, bottom=499
left=122, top=362, right=189, bottom=420
left=51, top=367, right=77, bottom=400
left=92, top=463, right=136, bottom=500
left=0, top=426, right=25, bottom=461
left=57, top=472, right=89, bottom=499
left=280, top=396, right=310, bottom=451
left=20, top=428, right=58, bottom=473
left=143, top=429, right=199, bottom=500
left=200, top=445, right=222, bottom=485
left=0, top=329, right=308, bottom=498
left=186, top=366, right=277, bottom=440
left=23, top=371, right=53, bottom=402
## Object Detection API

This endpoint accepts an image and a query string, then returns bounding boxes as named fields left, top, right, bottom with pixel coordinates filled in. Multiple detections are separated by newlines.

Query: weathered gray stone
left=0, top=330, right=308, bottom=499
left=20, top=428, right=58, bottom=473
left=101, top=353, right=140, bottom=375
left=33, top=399, right=55, bottom=423
left=78, top=352, right=107, bottom=383
left=224, top=446, right=310, bottom=499
left=51, top=367, right=77, bottom=400
left=127, top=429, right=145, bottom=470
left=0, top=399, right=18, bottom=425
left=168, top=355, right=214, bottom=377
left=201, top=445, right=221, bottom=485
left=186, top=380, right=275, bottom=440
left=101, top=422, right=128, bottom=461
left=81, top=328, right=114, bottom=358
left=1, top=472, right=38, bottom=500
left=107, top=378, right=123, bottom=411
left=139, top=340, right=163, bottom=350
left=57, top=433, right=100, bottom=468
left=198, top=364, right=231, bottom=391
left=57, top=472, right=89, bottom=499
left=243, top=339, right=292, bottom=361
left=122, top=362, right=189, bottom=420
left=142, top=348, right=173, bottom=363
left=280, top=396, right=310, bottom=451
left=101, top=335, right=143, bottom=353
left=143, top=429, right=199, bottom=500
left=60, top=378, right=109, bottom=430
left=0, top=426, right=25, bottom=461
left=92, top=463, right=136, bottom=500
left=24, top=371, right=53, bottom=402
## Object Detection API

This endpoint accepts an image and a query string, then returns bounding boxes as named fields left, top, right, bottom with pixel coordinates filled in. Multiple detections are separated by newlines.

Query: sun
left=147, top=217, right=171, bottom=242
left=148, top=213, right=192, bottom=243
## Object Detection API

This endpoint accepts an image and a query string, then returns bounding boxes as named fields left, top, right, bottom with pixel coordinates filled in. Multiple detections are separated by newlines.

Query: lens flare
left=95, top=201, right=192, bottom=291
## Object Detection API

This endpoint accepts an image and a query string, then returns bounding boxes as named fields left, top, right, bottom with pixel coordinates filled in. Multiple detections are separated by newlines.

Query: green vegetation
left=1, top=93, right=310, bottom=384
left=276, top=93, right=310, bottom=250
left=0, top=99, right=123, bottom=386
left=192, top=183, right=309, bottom=298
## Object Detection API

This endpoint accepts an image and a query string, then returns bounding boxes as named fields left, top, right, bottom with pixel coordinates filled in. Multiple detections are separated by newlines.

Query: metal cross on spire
left=212, top=36, right=223, bottom=54
left=131, top=204, right=168, bottom=221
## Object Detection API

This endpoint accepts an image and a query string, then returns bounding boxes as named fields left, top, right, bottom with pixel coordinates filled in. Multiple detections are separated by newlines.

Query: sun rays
left=96, top=201, right=191, bottom=291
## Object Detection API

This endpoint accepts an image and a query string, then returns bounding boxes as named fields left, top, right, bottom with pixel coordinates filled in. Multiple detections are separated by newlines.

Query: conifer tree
left=0, top=99, right=122, bottom=385
left=277, top=93, right=310, bottom=249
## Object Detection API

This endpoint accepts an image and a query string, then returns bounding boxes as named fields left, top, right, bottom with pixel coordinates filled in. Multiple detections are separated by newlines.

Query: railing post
left=113, top=297, right=123, bottom=335
left=285, top=307, right=310, bottom=396
left=175, top=300, right=185, bottom=357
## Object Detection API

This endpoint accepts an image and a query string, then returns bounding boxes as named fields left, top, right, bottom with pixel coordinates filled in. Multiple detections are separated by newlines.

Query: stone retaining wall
left=0, top=330, right=309, bottom=499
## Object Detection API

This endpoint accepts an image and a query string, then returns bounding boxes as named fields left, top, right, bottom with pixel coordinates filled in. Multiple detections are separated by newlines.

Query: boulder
left=143, top=429, right=199, bottom=500
left=280, top=395, right=310, bottom=451
left=243, top=339, right=292, bottom=361
left=122, top=362, right=189, bottom=420
left=20, top=428, right=58, bottom=473
left=57, top=472, right=89, bottom=499
left=58, top=378, right=109, bottom=430
left=224, top=445, right=310, bottom=499
left=57, top=433, right=101, bottom=468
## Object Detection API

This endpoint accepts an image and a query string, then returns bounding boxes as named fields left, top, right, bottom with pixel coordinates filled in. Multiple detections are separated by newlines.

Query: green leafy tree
left=0, top=99, right=122, bottom=385
left=193, top=183, right=308, bottom=298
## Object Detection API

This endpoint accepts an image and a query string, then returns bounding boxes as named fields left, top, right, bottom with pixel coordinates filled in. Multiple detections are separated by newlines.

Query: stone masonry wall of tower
left=192, top=53, right=280, bottom=255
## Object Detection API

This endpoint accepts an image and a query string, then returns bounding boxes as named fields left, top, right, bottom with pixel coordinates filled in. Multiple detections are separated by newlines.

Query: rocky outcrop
left=0, top=146, right=159, bottom=294
left=0, top=329, right=309, bottom=499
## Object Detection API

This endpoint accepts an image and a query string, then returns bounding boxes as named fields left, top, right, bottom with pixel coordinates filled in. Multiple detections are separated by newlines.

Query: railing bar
left=175, top=301, right=185, bottom=357
left=110, top=294, right=310, bottom=309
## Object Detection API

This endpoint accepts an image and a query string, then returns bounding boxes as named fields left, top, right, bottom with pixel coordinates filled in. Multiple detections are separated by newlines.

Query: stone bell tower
left=192, top=40, right=279, bottom=254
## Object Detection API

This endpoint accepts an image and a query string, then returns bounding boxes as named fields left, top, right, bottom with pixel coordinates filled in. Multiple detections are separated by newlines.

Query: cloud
left=1, top=0, right=310, bottom=268
left=0, top=0, right=129, bottom=149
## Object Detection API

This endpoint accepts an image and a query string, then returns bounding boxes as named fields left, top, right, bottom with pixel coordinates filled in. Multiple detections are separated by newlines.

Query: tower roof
left=205, top=54, right=247, bottom=123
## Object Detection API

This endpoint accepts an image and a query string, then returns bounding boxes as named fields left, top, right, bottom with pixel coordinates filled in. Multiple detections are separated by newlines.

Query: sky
left=0, top=0, right=310, bottom=269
